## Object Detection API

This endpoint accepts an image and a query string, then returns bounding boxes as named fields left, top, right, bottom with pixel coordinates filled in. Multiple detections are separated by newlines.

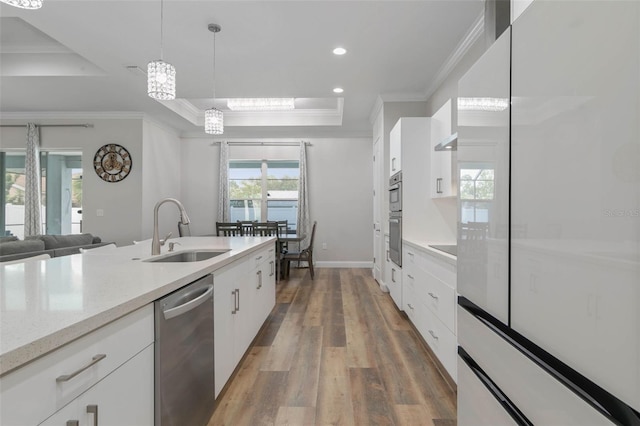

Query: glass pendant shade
left=1, top=0, right=42, bottom=9
left=147, top=60, right=176, bottom=100
left=204, top=108, right=224, bottom=135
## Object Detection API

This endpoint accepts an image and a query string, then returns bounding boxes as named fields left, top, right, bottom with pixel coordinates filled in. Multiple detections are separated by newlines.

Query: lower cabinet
left=402, top=241, right=457, bottom=382
left=0, top=305, right=155, bottom=426
left=214, top=245, right=276, bottom=397
left=40, top=344, right=154, bottom=425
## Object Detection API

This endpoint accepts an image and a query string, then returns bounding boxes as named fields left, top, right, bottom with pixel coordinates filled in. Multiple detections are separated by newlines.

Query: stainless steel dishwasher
left=155, top=274, right=215, bottom=426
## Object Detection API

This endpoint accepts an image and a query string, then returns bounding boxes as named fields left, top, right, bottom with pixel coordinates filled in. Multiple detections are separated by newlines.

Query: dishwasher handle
left=163, top=284, right=214, bottom=320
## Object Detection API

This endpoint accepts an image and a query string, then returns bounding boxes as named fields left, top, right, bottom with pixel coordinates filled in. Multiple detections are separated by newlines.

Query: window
left=229, top=160, right=299, bottom=231
left=460, top=168, right=494, bottom=224
left=1, top=151, right=82, bottom=238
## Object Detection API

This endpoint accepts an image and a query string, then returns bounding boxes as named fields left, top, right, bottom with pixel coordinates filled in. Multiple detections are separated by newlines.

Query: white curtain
left=217, top=141, right=230, bottom=222
left=24, top=123, right=42, bottom=236
left=297, top=141, right=310, bottom=246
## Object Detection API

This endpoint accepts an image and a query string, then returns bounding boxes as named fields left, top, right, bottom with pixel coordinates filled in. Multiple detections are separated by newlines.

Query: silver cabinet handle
left=87, top=404, right=98, bottom=426
left=428, top=292, right=439, bottom=300
left=428, top=330, right=439, bottom=340
left=391, top=269, right=396, bottom=283
left=255, top=255, right=263, bottom=261
left=392, top=157, right=396, bottom=171
left=257, top=270, right=263, bottom=289
left=386, top=250, right=390, bottom=261
left=436, top=178, right=443, bottom=194
left=269, top=260, right=275, bottom=277
left=66, top=421, right=79, bottom=426
left=56, top=354, right=106, bottom=382
left=236, top=288, right=240, bottom=312
left=407, top=274, right=414, bottom=280
left=231, top=289, right=238, bottom=314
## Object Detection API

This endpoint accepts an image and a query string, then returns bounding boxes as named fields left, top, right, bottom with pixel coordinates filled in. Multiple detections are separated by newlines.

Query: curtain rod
left=0, top=124, right=94, bottom=128
left=212, top=141, right=310, bottom=147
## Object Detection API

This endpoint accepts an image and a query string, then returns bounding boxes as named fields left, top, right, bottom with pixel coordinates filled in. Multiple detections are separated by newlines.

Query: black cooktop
left=429, top=245, right=457, bottom=256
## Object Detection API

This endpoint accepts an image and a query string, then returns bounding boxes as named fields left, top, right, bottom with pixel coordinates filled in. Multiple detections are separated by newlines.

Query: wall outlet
left=96, top=209, right=104, bottom=217
left=322, top=243, right=327, bottom=250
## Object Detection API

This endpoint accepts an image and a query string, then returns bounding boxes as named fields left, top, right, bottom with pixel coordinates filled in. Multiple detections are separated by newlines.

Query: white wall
left=0, top=117, right=144, bottom=246
left=141, top=119, right=183, bottom=241
left=180, top=137, right=373, bottom=266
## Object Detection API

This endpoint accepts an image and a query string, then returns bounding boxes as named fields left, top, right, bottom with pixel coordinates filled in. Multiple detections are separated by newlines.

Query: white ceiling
left=0, top=1, right=483, bottom=138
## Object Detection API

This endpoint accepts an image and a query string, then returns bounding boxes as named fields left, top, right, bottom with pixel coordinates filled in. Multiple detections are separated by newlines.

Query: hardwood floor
left=208, top=268, right=457, bottom=426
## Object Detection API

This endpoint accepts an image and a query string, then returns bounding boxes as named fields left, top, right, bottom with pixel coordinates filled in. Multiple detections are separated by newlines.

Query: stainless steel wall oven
left=389, top=172, right=402, bottom=266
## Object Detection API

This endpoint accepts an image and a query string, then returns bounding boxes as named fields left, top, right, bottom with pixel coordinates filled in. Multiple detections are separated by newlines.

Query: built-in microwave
left=389, top=171, right=402, bottom=212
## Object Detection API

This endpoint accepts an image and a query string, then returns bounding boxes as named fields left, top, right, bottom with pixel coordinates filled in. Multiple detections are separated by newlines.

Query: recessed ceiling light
left=333, top=47, right=347, bottom=55
left=333, top=87, right=344, bottom=94
left=227, top=98, right=295, bottom=111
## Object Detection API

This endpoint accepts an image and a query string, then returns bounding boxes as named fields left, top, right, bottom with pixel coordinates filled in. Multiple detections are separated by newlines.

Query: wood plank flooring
left=208, top=268, right=457, bottom=426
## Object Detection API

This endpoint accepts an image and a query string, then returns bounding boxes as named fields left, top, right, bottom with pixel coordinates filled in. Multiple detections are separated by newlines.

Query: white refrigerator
left=457, top=1, right=640, bottom=424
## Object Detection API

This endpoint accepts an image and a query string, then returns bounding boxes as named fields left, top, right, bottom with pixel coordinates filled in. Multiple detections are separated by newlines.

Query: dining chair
left=237, top=220, right=257, bottom=236
left=283, top=221, right=317, bottom=279
left=253, top=222, right=279, bottom=236
left=216, top=222, right=242, bottom=236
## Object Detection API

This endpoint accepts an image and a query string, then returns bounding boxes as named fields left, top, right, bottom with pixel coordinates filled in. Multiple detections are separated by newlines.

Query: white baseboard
left=314, top=261, right=374, bottom=268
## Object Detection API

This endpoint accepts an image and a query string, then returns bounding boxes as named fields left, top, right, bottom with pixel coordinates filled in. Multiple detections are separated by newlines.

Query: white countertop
left=403, top=238, right=457, bottom=266
left=0, top=236, right=274, bottom=376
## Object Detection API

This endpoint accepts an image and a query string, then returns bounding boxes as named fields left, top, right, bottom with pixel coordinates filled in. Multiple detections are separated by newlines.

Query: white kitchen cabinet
left=251, top=246, right=276, bottom=339
left=389, top=122, right=402, bottom=176
left=430, top=99, right=456, bottom=198
left=383, top=235, right=391, bottom=291
left=388, top=262, right=402, bottom=310
left=0, top=305, right=154, bottom=426
left=40, top=344, right=154, bottom=426
left=213, top=258, right=251, bottom=397
left=214, top=245, right=276, bottom=397
left=402, top=242, right=457, bottom=381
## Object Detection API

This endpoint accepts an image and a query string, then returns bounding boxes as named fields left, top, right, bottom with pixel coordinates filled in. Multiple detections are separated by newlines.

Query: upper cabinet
left=431, top=99, right=457, bottom=198
left=389, top=122, right=402, bottom=176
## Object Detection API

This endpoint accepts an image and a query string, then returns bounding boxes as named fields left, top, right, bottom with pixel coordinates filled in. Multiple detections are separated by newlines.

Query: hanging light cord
left=212, top=28, right=217, bottom=101
left=159, top=0, right=164, bottom=60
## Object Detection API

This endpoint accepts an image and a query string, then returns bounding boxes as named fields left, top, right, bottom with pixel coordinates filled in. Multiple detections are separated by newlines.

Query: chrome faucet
left=151, top=198, right=190, bottom=255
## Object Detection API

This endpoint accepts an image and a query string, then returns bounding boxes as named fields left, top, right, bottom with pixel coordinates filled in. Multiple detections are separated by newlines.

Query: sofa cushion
left=53, top=242, right=111, bottom=257
left=0, top=239, right=45, bottom=255
left=40, top=233, right=94, bottom=250
left=0, top=236, right=18, bottom=243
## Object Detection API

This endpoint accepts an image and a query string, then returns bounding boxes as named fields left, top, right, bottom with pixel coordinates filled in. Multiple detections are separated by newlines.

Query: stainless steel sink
left=144, top=249, right=230, bottom=263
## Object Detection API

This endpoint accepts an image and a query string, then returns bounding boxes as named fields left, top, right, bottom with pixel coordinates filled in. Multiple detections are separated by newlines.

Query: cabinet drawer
left=458, top=357, right=520, bottom=426
left=0, top=305, right=154, bottom=426
left=419, top=303, right=457, bottom=381
left=458, top=307, right=613, bottom=425
left=422, top=271, right=456, bottom=333
left=416, top=251, right=455, bottom=289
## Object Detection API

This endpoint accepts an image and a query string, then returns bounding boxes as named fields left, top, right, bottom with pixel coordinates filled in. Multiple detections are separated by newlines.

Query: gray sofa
left=0, top=233, right=111, bottom=262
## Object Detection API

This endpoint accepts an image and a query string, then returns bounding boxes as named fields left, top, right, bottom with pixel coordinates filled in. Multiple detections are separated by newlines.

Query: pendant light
left=148, top=0, right=176, bottom=100
left=205, top=23, right=223, bottom=135
left=0, top=0, right=42, bottom=9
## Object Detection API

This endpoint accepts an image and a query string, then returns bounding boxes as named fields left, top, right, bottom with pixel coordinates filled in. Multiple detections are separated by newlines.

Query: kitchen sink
left=144, top=249, right=230, bottom=263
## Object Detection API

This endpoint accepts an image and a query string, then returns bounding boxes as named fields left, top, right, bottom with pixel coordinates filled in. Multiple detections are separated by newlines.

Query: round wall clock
left=93, top=143, right=132, bottom=183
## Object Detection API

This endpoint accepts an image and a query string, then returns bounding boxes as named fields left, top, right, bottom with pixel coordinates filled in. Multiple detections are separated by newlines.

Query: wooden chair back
left=216, top=222, right=241, bottom=236
left=253, top=222, right=279, bottom=236
left=237, top=220, right=257, bottom=236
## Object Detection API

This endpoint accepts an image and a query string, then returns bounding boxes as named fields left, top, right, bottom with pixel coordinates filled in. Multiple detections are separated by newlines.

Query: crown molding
left=424, top=11, right=485, bottom=101
left=0, top=111, right=145, bottom=121
left=368, top=93, right=427, bottom=125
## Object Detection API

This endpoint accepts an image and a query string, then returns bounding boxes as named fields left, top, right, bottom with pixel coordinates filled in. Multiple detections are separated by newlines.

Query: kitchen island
left=0, top=236, right=276, bottom=425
